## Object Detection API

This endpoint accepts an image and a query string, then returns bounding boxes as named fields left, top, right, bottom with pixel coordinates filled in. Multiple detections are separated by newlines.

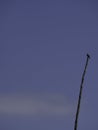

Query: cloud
left=0, top=93, right=74, bottom=117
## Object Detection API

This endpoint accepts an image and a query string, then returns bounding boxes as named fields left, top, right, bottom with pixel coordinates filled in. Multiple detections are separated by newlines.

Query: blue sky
left=0, top=0, right=98, bottom=130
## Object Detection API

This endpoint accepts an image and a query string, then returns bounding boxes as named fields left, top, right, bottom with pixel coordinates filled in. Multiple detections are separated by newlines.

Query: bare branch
left=74, top=54, right=90, bottom=130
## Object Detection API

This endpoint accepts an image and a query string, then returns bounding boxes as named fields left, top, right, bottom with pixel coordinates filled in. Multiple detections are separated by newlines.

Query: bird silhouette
left=87, top=53, right=90, bottom=59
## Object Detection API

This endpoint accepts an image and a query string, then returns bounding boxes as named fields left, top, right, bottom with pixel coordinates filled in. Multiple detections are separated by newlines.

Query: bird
left=87, top=53, right=90, bottom=59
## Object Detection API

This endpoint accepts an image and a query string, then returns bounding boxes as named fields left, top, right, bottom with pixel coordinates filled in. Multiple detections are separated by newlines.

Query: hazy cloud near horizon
left=0, top=93, right=74, bottom=117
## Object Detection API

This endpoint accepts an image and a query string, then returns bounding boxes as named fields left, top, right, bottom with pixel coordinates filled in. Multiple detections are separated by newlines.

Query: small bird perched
left=87, top=53, right=90, bottom=59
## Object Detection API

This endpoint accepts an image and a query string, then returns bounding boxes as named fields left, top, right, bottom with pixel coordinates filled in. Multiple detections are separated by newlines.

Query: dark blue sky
left=0, top=0, right=98, bottom=130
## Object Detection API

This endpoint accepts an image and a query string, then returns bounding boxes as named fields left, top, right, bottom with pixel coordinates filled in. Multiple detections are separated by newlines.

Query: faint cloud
left=0, top=93, right=74, bottom=117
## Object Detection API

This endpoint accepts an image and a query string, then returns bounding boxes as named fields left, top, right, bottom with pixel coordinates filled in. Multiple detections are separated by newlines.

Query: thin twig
left=74, top=54, right=90, bottom=130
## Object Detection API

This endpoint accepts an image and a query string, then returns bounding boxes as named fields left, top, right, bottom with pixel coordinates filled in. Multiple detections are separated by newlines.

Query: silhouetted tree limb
left=74, top=54, right=90, bottom=130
